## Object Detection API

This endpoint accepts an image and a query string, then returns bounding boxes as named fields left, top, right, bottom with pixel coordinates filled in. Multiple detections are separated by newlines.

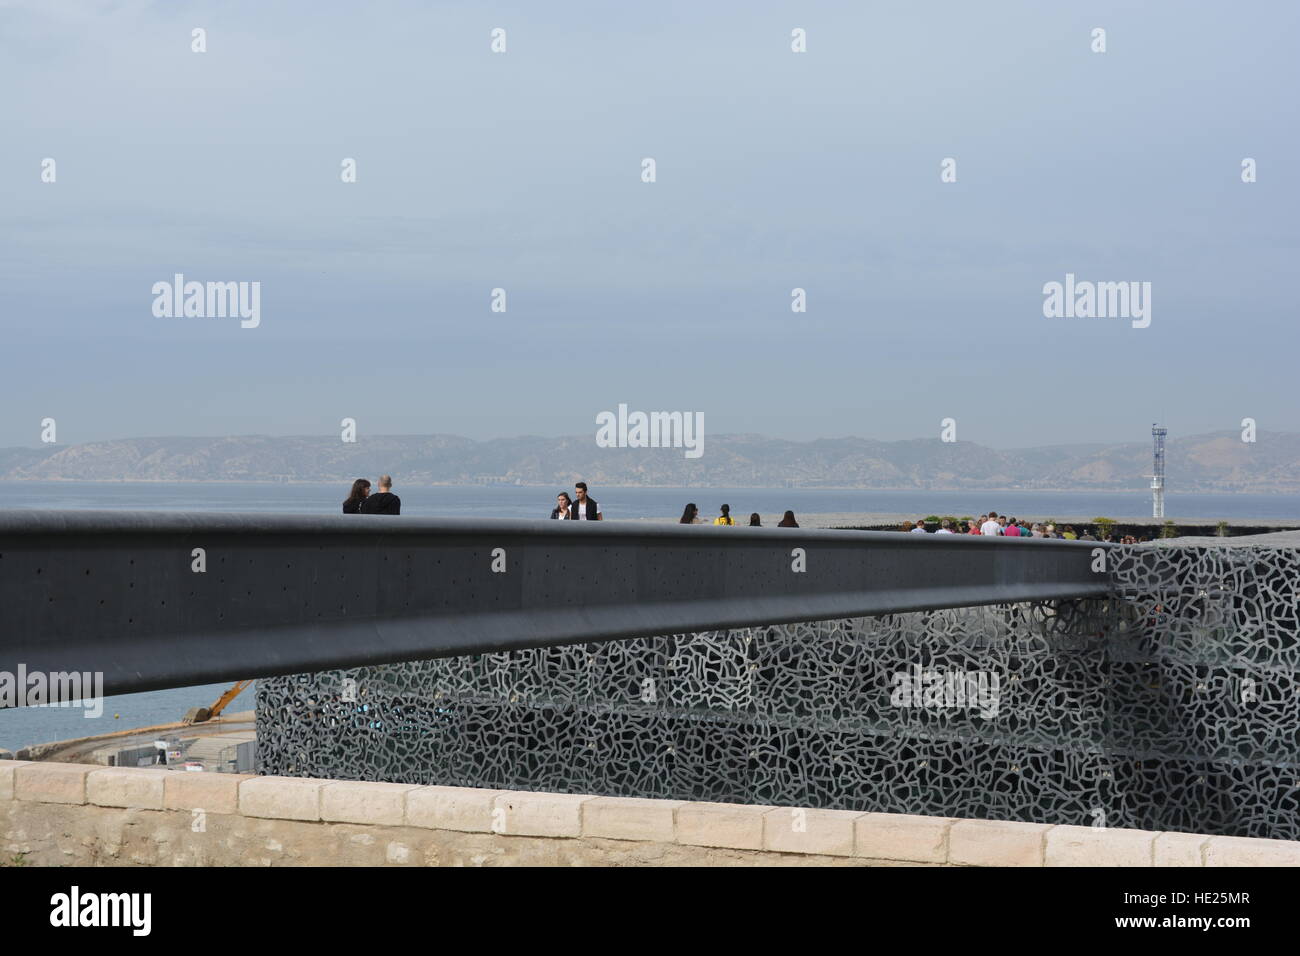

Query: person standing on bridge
left=570, top=481, right=601, bottom=520
left=360, top=475, right=401, bottom=514
left=550, top=492, right=573, bottom=519
left=980, top=512, right=1002, bottom=536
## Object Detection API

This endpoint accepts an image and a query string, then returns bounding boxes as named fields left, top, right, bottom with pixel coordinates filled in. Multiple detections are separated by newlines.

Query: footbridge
left=0, top=511, right=1109, bottom=702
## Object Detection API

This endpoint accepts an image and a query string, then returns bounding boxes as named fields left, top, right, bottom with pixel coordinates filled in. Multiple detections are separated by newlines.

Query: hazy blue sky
left=2, top=0, right=1296, bottom=449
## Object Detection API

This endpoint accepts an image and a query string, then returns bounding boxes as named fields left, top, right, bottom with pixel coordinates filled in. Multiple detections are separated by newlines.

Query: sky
left=1, top=0, right=1296, bottom=450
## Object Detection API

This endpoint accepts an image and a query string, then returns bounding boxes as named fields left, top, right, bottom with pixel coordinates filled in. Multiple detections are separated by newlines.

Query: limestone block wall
left=4, top=760, right=1297, bottom=867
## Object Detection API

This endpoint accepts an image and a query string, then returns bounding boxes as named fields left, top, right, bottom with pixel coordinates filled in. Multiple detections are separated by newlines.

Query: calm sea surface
left=2, top=481, right=1297, bottom=751
left=4, top=480, right=1299, bottom=521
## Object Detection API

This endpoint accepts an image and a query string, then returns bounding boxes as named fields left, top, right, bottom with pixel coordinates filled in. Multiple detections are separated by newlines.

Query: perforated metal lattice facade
left=256, top=543, right=1300, bottom=839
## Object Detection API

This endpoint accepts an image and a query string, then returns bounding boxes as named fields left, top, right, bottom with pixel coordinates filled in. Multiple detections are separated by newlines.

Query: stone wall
left=4, top=760, right=1297, bottom=867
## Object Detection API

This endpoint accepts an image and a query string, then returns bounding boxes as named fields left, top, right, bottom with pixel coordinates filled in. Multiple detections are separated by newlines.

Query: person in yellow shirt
left=713, top=504, right=734, bottom=526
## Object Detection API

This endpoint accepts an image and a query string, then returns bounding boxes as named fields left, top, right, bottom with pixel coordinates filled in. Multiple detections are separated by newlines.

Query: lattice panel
left=257, top=544, right=1300, bottom=839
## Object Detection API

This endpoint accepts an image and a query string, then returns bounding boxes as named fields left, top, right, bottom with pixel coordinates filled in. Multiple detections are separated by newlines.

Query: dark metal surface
left=0, top=511, right=1111, bottom=700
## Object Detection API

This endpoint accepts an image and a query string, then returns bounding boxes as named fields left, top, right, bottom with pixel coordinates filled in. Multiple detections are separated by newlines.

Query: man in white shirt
left=935, top=519, right=954, bottom=534
left=910, top=519, right=928, bottom=533
left=980, top=511, right=1003, bottom=536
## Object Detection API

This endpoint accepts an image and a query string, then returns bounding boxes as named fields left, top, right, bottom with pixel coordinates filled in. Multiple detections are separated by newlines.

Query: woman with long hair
left=679, top=503, right=699, bottom=524
left=551, top=492, right=572, bottom=519
left=749, top=513, right=761, bottom=527
left=342, top=478, right=371, bottom=514
left=713, top=504, right=734, bottom=526
left=778, top=510, right=799, bottom=528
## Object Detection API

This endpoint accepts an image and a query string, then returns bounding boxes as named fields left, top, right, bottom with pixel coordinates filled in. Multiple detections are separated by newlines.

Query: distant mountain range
left=0, top=431, right=1297, bottom=493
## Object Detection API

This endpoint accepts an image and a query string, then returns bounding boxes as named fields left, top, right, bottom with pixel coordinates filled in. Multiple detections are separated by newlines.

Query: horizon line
left=2, top=426, right=1284, bottom=454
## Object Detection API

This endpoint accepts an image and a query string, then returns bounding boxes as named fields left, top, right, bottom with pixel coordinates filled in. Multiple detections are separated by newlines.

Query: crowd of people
left=342, top=477, right=805, bottom=526
left=549, top=485, right=802, bottom=527
left=342, top=480, right=1146, bottom=543
left=904, top=511, right=1139, bottom=543
left=673, top=503, right=800, bottom=527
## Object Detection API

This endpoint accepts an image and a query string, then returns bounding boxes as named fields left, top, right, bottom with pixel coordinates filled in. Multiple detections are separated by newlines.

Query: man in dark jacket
left=569, top=481, right=601, bottom=520
left=360, top=475, right=401, bottom=514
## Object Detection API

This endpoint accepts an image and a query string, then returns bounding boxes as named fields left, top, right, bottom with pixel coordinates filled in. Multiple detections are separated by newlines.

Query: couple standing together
left=342, top=475, right=401, bottom=514
left=550, top=482, right=602, bottom=520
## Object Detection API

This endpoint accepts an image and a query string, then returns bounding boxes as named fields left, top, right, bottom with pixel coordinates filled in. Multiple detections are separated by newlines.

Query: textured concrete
left=406, top=786, right=502, bottom=833
left=164, top=771, right=251, bottom=815
left=239, top=776, right=324, bottom=822
left=1046, top=826, right=1156, bottom=867
left=584, top=797, right=683, bottom=843
left=763, top=807, right=863, bottom=857
left=87, top=768, right=168, bottom=810
left=14, top=762, right=92, bottom=805
left=0, top=760, right=32, bottom=801
left=855, top=813, right=956, bottom=864
left=1153, top=832, right=1210, bottom=867
left=949, top=819, right=1053, bottom=867
left=1204, top=835, right=1300, bottom=866
left=493, top=791, right=592, bottom=838
left=676, top=802, right=771, bottom=851
left=322, top=782, right=418, bottom=827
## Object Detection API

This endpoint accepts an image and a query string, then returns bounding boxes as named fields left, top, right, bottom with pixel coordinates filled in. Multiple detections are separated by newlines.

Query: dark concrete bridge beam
left=0, top=511, right=1112, bottom=701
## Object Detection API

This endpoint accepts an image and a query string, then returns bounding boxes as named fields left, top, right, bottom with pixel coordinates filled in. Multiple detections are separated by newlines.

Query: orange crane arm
left=209, top=679, right=254, bottom=718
